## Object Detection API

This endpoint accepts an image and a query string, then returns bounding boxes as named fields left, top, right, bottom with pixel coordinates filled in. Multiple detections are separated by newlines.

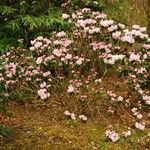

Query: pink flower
left=129, top=53, right=140, bottom=62
left=36, top=56, right=43, bottom=64
left=112, top=31, right=121, bottom=39
left=135, top=122, right=145, bottom=130
left=43, top=71, right=51, bottom=77
left=34, top=41, right=42, bottom=48
left=143, top=44, right=150, bottom=50
left=53, top=49, right=62, bottom=57
left=38, top=88, right=50, bottom=100
left=106, top=130, right=120, bottom=142
left=56, top=31, right=66, bottom=37
left=31, top=40, right=36, bottom=45
left=67, top=85, right=75, bottom=93
left=122, top=130, right=131, bottom=138
left=121, top=35, right=135, bottom=44
left=76, top=58, right=84, bottom=65
left=100, top=20, right=114, bottom=27
left=108, top=25, right=118, bottom=32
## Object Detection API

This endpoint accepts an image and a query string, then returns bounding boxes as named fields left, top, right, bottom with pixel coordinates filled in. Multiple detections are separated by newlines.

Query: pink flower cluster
left=64, top=111, right=87, bottom=121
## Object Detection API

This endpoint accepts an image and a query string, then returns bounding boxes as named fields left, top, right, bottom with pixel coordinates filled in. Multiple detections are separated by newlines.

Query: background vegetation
left=0, top=0, right=149, bottom=52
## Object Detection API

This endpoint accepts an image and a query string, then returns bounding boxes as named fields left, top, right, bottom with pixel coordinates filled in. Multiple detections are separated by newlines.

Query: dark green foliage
left=0, top=84, right=5, bottom=111
left=68, top=0, right=104, bottom=11
left=0, top=0, right=70, bottom=51
left=0, top=125, right=12, bottom=137
left=52, top=0, right=66, bottom=7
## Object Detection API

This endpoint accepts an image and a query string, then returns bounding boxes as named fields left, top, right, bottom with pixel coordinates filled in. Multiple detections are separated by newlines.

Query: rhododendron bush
left=0, top=8, right=150, bottom=142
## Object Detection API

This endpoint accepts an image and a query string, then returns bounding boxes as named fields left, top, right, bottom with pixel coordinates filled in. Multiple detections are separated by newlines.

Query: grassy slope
left=0, top=102, right=149, bottom=150
left=0, top=74, right=149, bottom=149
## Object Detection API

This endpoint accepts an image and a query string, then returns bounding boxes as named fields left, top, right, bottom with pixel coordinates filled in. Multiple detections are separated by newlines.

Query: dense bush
left=0, top=8, right=150, bottom=134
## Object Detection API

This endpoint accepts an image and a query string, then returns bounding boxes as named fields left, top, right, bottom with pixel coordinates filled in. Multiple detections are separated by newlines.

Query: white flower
left=72, top=13, right=77, bottom=19
left=65, top=54, right=72, bottom=60
left=117, top=96, right=123, bottom=102
left=37, top=36, right=43, bottom=41
left=104, top=58, right=115, bottom=65
left=95, top=79, right=102, bottom=83
left=62, top=13, right=70, bottom=19
left=64, top=110, right=71, bottom=116
left=136, top=113, right=143, bottom=119
left=76, top=58, right=84, bottom=65
left=30, top=46, right=35, bottom=51
left=118, top=23, right=125, bottom=29
left=40, top=82, right=46, bottom=88
left=132, top=25, right=140, bottom=30
left=70, top=113, right=76, bottom=120
left=122, top=130, right=131, bottom=138
left=67, top=85, right=75, bottom=93
left=79, top=115, right=87, bottom=121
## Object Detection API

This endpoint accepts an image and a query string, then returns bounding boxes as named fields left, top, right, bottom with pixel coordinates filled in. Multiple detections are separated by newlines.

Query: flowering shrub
left=0, top=7, right=150, bottom=142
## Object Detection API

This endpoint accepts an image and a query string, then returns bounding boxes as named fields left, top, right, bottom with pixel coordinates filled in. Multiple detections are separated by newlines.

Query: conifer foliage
left=0, top=0, right=69, bottom=50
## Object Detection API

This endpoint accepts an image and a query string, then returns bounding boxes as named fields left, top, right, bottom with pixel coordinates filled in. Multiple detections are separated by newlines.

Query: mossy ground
left=0, top=71, right=149, bottom=150
left=0, top=98, right=149, bottom=150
